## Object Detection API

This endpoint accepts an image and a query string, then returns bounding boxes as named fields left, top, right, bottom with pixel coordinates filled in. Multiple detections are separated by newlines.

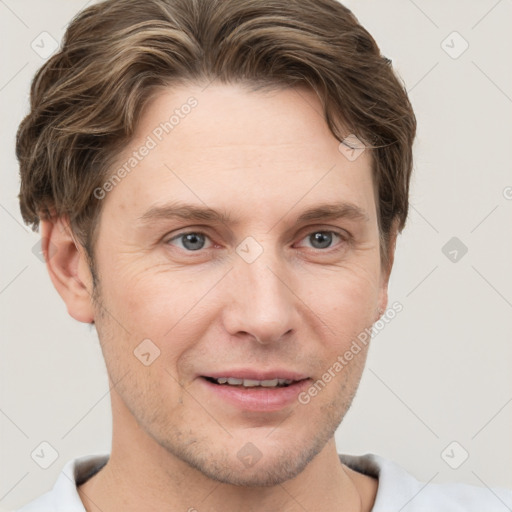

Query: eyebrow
left=137, top=200, right=370, bottom=227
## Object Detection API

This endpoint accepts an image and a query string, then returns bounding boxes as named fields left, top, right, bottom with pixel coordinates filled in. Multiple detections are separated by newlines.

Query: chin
left=157, top=413, right=341, bottom=488
left=138, top=376, right=357, bottom=486
left=182, top=445, right=319, bottom=487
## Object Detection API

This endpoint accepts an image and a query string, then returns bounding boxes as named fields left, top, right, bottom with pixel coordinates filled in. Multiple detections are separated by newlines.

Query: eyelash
left=165, top=229, right=350, bottom=254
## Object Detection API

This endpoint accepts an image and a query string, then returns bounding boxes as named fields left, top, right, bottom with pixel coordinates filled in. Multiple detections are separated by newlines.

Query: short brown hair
left=16, top=0, right=416, bottom=269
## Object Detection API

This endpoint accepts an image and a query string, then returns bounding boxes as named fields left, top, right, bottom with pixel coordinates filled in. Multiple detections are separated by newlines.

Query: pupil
left=183, top=233, right=205, bottom=251
left=310, top=232, right=332, bottom=249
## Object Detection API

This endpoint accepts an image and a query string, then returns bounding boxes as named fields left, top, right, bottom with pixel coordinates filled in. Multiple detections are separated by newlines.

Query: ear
left=40, top=217, right=95, bottom=323
left=375, top=219, right=399, bottom=322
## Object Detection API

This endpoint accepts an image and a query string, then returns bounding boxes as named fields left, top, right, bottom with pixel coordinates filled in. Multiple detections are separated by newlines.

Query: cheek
left=96, top=263, right=223, bottom=356
left=300, top=260, right=381, bottom=330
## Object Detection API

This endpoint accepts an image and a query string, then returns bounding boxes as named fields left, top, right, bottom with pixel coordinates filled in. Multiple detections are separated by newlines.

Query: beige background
left=1, top=0, right=511, bottom=509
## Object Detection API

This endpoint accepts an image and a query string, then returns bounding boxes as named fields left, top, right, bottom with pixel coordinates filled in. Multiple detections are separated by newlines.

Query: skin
left=43, top=82, right=397, bottom=512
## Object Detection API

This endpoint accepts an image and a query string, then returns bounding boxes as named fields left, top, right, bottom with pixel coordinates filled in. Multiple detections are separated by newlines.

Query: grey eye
left=172, top=232, right=208, bottom=251
left=308, top=231, right=334, bottom=249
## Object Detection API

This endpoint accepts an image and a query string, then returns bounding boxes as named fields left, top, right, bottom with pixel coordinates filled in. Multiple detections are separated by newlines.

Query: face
left=89, top=82, right=391, bottom=486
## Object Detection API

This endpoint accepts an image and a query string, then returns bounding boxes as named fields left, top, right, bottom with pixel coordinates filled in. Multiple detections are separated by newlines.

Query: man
left=14, top=0, right=511, bottom=510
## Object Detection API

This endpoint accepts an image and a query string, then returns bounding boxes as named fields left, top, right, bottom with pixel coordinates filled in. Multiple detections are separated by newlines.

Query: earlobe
left=40, top=218, right=95, bottom=323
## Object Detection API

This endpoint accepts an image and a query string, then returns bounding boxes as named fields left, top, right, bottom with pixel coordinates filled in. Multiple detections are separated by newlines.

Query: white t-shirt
left=15, top=452, right=512, bottom=511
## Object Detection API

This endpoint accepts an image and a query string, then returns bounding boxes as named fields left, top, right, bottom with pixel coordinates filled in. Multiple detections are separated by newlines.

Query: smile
left=199, top=372, right=311, bottom=412
left=205, top=377, right=294, bottom=388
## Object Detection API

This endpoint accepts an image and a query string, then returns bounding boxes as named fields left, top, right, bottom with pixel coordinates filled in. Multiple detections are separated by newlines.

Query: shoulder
left=339, top=452, right=512, bottom=512
left=15, top=453, right=109, bottom=512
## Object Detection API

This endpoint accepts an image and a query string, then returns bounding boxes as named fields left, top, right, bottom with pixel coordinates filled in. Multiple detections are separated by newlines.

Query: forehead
left=101, top=82, right=377, bottom=225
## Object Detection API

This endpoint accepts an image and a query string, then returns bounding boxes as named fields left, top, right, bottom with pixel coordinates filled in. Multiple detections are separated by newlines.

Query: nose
left=221, top=249, right=297, bottom=345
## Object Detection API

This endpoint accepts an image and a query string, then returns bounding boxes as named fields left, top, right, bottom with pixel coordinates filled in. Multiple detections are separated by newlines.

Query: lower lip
left=199, top=377, right=311, bottom=412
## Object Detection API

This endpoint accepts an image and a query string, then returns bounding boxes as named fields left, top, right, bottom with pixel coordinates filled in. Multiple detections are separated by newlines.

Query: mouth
left=198, top=371, right=311, bottom=412
left=203, top=376, right=296, bottom=388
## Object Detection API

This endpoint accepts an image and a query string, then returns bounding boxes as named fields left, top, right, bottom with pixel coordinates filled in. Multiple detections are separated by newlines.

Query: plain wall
left=1, top=0, right=511, bottom=509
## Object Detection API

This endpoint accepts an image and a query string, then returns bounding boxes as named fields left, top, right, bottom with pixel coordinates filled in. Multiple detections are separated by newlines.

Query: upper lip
left=202, top=369, right=309, bottom=381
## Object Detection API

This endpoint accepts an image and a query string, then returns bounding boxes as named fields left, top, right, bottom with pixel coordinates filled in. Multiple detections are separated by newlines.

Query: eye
left=166, top=229, right=346, bottom=253
left=167, top=232, right=212, bottom=251
left=297, top=230, right=345, bottom=250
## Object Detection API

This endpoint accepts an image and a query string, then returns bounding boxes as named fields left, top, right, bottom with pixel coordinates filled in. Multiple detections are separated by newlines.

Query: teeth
left=242, top=379, right=261, bottom=387
left=213, top=377, right=294, bottom=387
left=260, top=379, right=279, bottom=387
